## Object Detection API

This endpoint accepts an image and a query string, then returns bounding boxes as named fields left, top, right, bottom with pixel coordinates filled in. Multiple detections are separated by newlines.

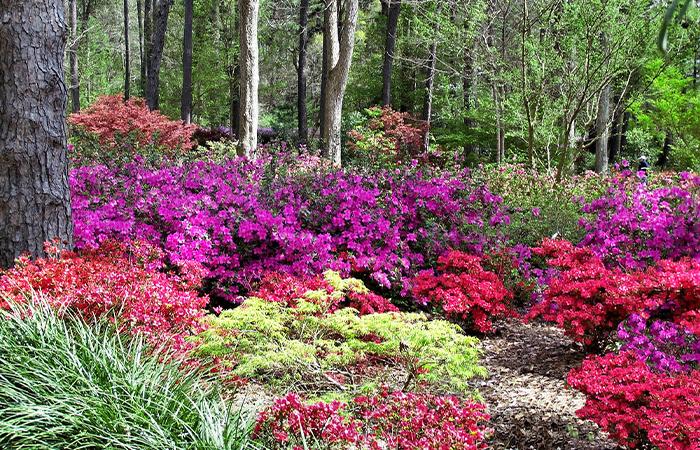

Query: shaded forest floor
left=475, top=320, right=621, bottom=450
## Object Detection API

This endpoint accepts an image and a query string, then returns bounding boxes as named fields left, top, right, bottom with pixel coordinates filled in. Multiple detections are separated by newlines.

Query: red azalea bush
left=251, top=271, right=398, bottom=315
left=527, top=239, right=700, bottom=350
left=0, top=241, right=208, bottom=349
left=346, top=106, right=428, bottom=169
left=253, top=390, right=490, bottom=449
left=69, top=95, right=196, bottom=161
left=568, top=351, right=700, bottom=450
left=412, top=250, right=515, bottom=333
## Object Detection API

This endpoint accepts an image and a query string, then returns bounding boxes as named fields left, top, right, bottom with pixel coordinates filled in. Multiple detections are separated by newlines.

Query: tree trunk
left=238, top=0, right=260, bottom=156
left=463, top=45, right=476, bottom=159
left=68, top=0, right=80, bottom=112
left=609, top=102, right=623, bottom=164
left=146, top=0, right=172, bottom=110
left=181, top=0, right=193, bottom=123
left=594, top=83, right=611, bottom=173
left=321, top=0, right=360, bottom=165
left=137, top=0, right=145, bottom=95
left=381, top=0, right=401, bottom=106
left=657, top=131, right=673, bottom=168
left=0, top=0, right=73, bottom=268
left=123, top=0, right=131, bottom=101
left=144, top=0, right=152, bottom=91
left=297, top=0, right=310, bottom=145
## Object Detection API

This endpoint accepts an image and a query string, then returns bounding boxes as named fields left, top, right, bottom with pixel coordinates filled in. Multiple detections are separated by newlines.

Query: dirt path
left=474, top=320, right=621, bottom=450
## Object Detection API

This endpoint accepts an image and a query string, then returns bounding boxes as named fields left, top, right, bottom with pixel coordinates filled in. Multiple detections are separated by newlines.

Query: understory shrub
left=0, top=241, right=208, bottom=349
left=69, top=95, right=197, bottom=163
left=192, top=297, right=486, bottom=395
left=579, top=170, right=700, bottom=269
left=412, top=250, right=515, bottom=333
left=0, top=301, right=253, bottom=450
left=253, top=390, right=490, bottom=449
left=71, top=156, right=507, bottom=297
left=568, top=351, right=700, bottom=450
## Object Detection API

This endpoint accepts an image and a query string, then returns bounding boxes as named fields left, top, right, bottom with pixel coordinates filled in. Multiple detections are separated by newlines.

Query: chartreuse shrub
left=0, top=300, right=255, bottom=450
left=192, top=297, right=486, bottom=396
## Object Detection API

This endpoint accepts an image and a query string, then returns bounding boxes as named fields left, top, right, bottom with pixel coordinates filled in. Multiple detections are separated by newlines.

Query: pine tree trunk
left=381, top=0, right=401, bottom=106
left=321, top=0, right=359, bottom=165
left=463, top=46, right=475, bottom=158
left=144, top=0, right=152, bottom=89
left=238, top=0, right=260, bottom=156
left=137, top=0, right=145, bottom=94
left=146, top=0, right=172, bottom=110
left=297, top=0, right=310, bottom=145
left=68, top=0, right=80, bottom=112
left=181, top=0, right=193, bottom=123
left=124, top=0, right=131, bottom=101
left=0, top=0, right=73, bottom=268
left=595, top=84, right=611, bottom=173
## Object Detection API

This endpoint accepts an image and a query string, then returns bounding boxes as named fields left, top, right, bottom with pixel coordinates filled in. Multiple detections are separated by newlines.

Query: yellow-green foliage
left=192, top=297, right=486, bottom=394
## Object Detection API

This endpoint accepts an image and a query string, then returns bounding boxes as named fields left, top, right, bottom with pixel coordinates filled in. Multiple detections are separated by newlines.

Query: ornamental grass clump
left=0, top=300, right=254, bottom=450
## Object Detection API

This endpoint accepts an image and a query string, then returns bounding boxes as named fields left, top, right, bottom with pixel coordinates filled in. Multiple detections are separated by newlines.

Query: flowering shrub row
left=568, top=351, right=700, bottom=450
left=253, top=390, right=490, bottom=449
left=71, top=156, right=508, bottom=297
left=579, top=169, right=700, bottom=269
left=0, top=241, right=208, bottom=349
left=412, top=250, right=516, bottom=333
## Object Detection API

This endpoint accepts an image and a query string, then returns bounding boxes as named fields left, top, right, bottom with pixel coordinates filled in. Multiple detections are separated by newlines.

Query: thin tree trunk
left=181, top=0, right=193, bottom=123
left=68, top=0, right=80, bottom=112
left=123, top=0, right=131, bottom=101
left=463, top=46, right=476, bottom=158
left=594, top=84, right=611, bottom=173
left=146, top=0, right=173, bottom=110
left=238, top=0, right=260, bottom=156
left=144, top=0, right=152, bottom=90
left=0, top=0, right=73, bottom=268
left=321, top=0, right=359, bottom=164
left=657, top=131, right=673, bottom=168
left=422, top=27, right=439, bottom=153
left=381, top=0, right=401, bottom=106
left=297, top=0, right=310, bottom=145
left=137, top=0, right=145, bottom=95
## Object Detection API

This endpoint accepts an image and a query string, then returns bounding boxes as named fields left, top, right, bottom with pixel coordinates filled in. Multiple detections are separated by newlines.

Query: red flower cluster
left=412, top=250, right=515, bottom=332
left=254, top=390, right=490, bottom=449
left=69, top=95, right=196, bottom=153
left=568, top=351, right=700, bottom=449
left=251, top=271, right=398, bottom=315
left=527, top=239, right=700, bottom=348
left=0, top=241, right=208, bottom=349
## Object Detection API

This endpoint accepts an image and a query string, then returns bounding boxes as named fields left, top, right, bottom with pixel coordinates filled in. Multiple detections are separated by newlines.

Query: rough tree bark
left=321, top=0, right=360, bottom=165
left=381, top=0, right=401, bottom=106
left=181, top=0, right=193, bottom=123
left=238, top=0, right=260, bottom=156
left=0, top=0, right=73, bottom=268
left=123, top=0, right=131, bottom=101
left=594, top=83, right=611, bottom=173
left=68, top=0, right=80, bottom=112
left=146, top=0, right=173, bottom=110
left=137, top=0, right=145, bottom=94
left=297, top=0, right=310, bottom=145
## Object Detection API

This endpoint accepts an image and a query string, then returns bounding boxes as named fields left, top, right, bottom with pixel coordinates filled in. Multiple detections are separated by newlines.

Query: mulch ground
left=474, top=320, right=622, bottom=450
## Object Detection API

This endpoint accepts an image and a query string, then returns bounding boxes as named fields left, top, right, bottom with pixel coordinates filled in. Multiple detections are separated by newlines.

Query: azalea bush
left=412, top=250, right=516, bottom=333
left=345, top=106, right=428, bottom=170
left=253, top=390, right=490, bottom=449
left=568, top=351, right=700, bottom=450
left=71, top=156, right=508, bottom=297
left=192, top=297, right=486, bottom=395
left=68, top=95, right=197, bottom=164
left=0, top=241, right=208, bottom=349
left=579, top=169, right=700, bottom=269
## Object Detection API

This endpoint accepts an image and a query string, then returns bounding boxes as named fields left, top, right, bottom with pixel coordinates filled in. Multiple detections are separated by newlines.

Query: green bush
left=192, top=298, right=486, bottom=397
left=0, top=299, right=255, bottom=450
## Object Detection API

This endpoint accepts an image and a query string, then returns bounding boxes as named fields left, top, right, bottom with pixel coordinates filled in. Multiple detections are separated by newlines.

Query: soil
left=474, top=320, right=622, bottom=450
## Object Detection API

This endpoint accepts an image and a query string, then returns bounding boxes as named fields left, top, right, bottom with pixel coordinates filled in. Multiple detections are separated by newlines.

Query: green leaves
left=659, top=0, right=693, bottom=53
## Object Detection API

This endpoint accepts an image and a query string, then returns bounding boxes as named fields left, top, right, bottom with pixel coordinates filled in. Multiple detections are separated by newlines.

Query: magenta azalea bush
left=71, top=155, right=508, bottom=298
left=579, top=170, right=700, bottom=269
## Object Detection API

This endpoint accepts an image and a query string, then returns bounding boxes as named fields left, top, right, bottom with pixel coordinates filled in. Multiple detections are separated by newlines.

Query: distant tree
left=181, top=0, right=193, bottom=123
left=0, top=0, right=73, bottom=268
left=68, top=0, right=81, bottom=112
left=381, top=0, right=402, bottom=106
left=297, top=0, right=310, bottom=145
left=146, top=0, right=174, bottom=110
left=123, top=0, right=131, bottom=101
left=238, top=0, right=260, bottom=156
